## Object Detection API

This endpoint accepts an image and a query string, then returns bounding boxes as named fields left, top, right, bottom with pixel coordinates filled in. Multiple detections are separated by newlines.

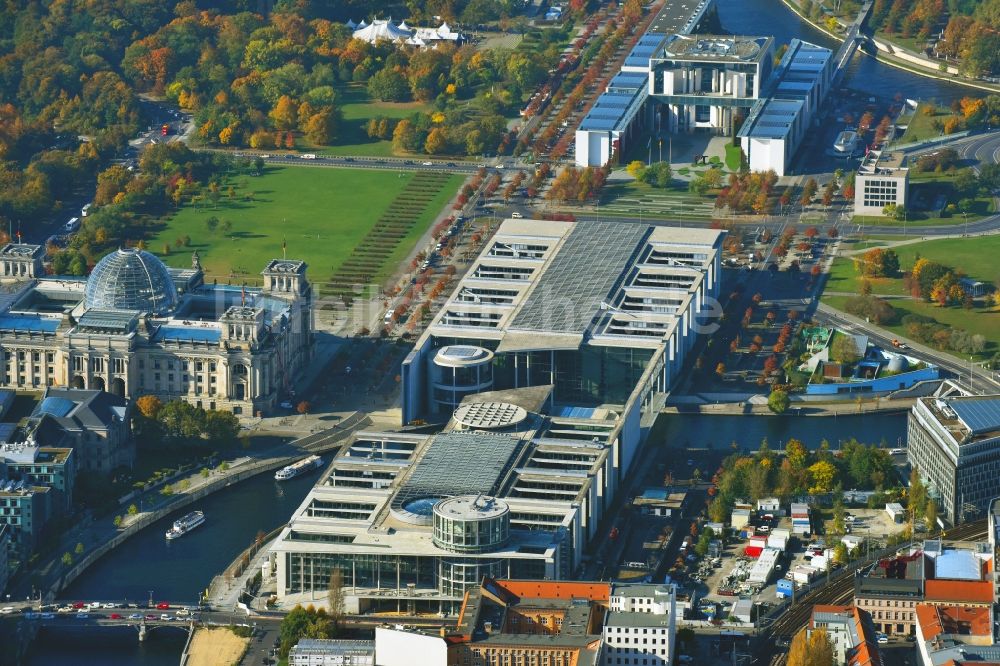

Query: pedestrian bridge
left=832, top=0, right=874, bottom=86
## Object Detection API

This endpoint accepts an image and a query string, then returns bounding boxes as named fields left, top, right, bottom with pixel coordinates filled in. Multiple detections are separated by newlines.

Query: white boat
left=274, top=455, right=323, bottom=481
left=165, top=511, right=205, bottom=540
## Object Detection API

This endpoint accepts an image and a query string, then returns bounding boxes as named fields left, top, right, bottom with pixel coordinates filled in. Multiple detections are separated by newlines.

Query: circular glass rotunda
left=84, top=248, right=178, bottom=315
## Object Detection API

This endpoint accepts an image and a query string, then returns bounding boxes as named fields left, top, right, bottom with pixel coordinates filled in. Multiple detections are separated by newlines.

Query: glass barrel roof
left=84, top=248, right=178, bottom=315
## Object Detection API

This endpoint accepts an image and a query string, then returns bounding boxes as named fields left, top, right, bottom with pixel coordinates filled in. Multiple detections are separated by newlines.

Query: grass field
left=321, top=85, right=432, bottom=157
left=149, top=165, right=462, bottom=286
left=826, top=257, right=907, bottom=296
left=892, top=236, right=1000, bottom=284
left=822, top=235, right=1000, bottom=360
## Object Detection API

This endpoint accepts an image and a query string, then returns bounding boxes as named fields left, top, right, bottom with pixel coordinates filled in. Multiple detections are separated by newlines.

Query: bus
left=161, top=124, right=170, bottom=136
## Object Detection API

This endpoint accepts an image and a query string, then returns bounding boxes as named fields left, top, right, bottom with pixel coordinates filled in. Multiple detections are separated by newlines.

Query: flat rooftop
left=428, top=219, right=722, bottom=352
left=647, top=0, right=714, bottom=36
left=918, top=395, right=1000, bottom=444
left=858, top=149, right=907, bottom=174
left=659, top=34, right=772, bottom=63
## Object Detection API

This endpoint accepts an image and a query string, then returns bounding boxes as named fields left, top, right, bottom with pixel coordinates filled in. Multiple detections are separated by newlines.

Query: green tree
left=113, top=515, right=123, bottom=527
left=807, top=460, right=837, bottom=494
left=61, top=552, right=73, bottom=567
left=832, top=497, right=846, bottom=535
left=830, top=334, right=860, bottom=364
left=909, top=467, right=928, bottom=525
left=127, top=503, right=138, bottom=516
left=833, top=541, right=848, bottom=565
left=367, top=69, right=409, bottom=102
left=74, top=542, right=84, bottom=555
left=643, top=161, right=672, bottom=188
left=926, top=499, right=938, bottom=530
left=768, top=389, right=790, bottom=414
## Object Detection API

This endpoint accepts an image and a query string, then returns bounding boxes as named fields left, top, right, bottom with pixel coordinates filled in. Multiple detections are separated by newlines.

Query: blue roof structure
left=37, top=397, right=76, bottom=418
left=579, top=88, right=646, bottom=132
left=0, top=314, right=60, bottom=334
left=154, top=326, right=222, bottom=343
left=608, top=71, right=648, bottom=92
left=624, top=34, right=666, bottom=68
left=951, top=398, right=1000, bottom=435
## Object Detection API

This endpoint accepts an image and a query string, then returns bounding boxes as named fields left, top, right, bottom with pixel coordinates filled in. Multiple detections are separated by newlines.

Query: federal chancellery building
left=0, top=243, right=312, bottom=415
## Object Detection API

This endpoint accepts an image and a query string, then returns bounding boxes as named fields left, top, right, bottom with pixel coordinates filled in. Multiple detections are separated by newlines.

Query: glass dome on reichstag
left=84, top=248, right=178, bottom=315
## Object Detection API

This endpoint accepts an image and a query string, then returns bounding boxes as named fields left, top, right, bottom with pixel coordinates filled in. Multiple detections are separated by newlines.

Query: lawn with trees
left=148, top=165, right=462, bottom=285
left=822, top=236, right=1000, bottom=362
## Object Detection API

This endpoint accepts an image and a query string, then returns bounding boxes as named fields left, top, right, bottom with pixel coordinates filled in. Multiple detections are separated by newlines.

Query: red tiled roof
left=915, top=603, right=992, bottom=642
left=849, top=607, right=883, bottom=666
left=924, top=579, right=994, bottom=603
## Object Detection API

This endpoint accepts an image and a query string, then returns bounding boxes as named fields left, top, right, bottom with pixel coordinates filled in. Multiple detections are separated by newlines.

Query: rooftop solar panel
left=951, top=398, right=1000, bottom=435
left=511, top=221, right=650, bottom=334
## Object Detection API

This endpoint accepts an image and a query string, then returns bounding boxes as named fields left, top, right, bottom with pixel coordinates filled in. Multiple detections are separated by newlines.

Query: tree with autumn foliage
left=787, top=629, right=834, bottom=666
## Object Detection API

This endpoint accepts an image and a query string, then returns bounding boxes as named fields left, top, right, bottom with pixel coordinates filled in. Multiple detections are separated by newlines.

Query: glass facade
left=437, top=557, right=503, bottom=597
left=432, top=511, right=510, bottom=554
left=84, top=248, right=178, bottom=315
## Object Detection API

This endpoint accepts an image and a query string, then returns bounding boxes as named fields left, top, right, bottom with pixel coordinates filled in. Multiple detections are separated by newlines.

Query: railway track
left=755, top=518, right=988, bottom=664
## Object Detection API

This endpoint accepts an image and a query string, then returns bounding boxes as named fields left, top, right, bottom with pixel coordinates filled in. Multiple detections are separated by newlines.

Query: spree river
left=24, top=470, right=318, bottom=665
left=718, top=0, right=972, bottom=104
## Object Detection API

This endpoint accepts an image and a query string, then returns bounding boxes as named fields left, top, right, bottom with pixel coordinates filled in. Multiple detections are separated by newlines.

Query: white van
left=64, top=217, right=80, bottom=232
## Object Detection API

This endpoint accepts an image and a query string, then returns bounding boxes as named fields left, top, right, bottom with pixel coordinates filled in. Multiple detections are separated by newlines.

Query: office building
left=0, top=482, right=52, bottom=556
left=809, top=605, right=883, bottom=666
left=603, top=583, right=677, bottom=666
left=574, top=0, right=717, bottom=166
left=288, top=639, right=375, bottom=666
left=402, top=218, right=723, bottom=442
left=0, top=245, right=312, bottom=416
left=0, top=524, right=8, bottom=595
left=907, top=381, right=1000, bottom=524
left=269, top=386, right=626, bottom=613
left=854, top=540, right=994, bottom=637
left=648, top=34, right=774, bottom=135
left=738, top=39, right=833, bottom=176
left=854, top=150, right=909, bottom=215
left=24, top=388, right=132, bottom=474
left=448, top=579, right=608, bottom=666
left=573, top=0, right=833, bottom=176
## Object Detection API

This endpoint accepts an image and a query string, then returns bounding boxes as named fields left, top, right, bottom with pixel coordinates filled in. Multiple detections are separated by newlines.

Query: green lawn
left=892, top=236, right=1000, bottom=284
left=826, top=257, right=906, bottom=296
left=823, top=235, right=1000, bottom=360
left=148, top=165, right=462, bottom=286
left=898, top=104, right=952, bottom=144
left=320, top=84, right=432, bottom=157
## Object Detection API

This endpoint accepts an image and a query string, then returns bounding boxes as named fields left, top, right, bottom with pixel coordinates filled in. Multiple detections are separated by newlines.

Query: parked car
left=156, top=602, right=170, bottom=610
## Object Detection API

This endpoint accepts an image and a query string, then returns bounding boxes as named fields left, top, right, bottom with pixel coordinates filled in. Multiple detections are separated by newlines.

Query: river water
left=23, top=471, right=318, bottom=665
left=718, top=0, right=971, bottom=104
